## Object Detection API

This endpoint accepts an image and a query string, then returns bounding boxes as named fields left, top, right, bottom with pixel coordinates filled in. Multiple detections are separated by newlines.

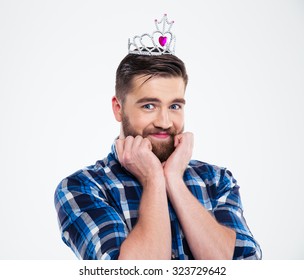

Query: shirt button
left=171, top=253, right=176, bottom=259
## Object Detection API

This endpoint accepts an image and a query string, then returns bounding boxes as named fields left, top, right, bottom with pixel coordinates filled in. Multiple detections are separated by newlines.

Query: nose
left=153, top=108, right=173, bottom=130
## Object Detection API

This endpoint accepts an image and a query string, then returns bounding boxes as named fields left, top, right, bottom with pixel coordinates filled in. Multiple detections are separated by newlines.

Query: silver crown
left=128, top=14, right=176, bottom=56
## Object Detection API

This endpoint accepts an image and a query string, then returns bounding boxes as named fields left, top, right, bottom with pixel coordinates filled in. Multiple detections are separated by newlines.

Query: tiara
left=128, top=14, right=176, bottom=56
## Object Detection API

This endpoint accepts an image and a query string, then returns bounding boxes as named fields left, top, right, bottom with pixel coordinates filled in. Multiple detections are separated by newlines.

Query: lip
left=149, top=133, right=170, bottom=139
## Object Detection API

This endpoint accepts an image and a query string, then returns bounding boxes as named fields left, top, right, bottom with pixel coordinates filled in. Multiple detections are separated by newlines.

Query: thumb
left=174, top=134, right=183, bottom=148
left=143, top=137, right=153, bottom=151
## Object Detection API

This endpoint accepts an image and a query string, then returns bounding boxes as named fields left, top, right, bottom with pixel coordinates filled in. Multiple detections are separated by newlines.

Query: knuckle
left=125, top=135, right=134, bottom=142
left=116, top=139, right=123, bottom=146
left=135, top=135, right=143, bottom=142
left=123, top=151, right=132, bottom=163
left=142, top=138, right=150, bottom=144
left=142, top=138, right=152, bottom=149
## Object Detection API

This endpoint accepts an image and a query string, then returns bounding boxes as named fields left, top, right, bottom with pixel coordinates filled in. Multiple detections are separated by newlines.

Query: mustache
left=142, top=127, right=177, bottom=137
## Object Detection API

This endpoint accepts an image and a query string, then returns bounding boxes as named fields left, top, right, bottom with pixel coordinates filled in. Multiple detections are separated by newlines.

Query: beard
left=121, top=112, right=182, bottom=162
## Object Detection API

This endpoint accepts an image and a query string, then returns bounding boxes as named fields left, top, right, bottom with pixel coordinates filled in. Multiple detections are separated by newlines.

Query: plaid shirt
left=54, top=143, right=262, bottom=260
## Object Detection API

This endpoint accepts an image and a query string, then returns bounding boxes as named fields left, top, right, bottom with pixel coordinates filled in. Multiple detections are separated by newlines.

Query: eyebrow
left=136, top=97, right=186, bottom=105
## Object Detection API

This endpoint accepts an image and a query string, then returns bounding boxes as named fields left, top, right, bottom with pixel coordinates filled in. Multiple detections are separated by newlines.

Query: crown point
left=129, top=14, right=176, bottom=55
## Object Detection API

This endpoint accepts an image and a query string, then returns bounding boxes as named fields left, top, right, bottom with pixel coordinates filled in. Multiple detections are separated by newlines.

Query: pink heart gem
left=159, top=36, right=167, bottom=47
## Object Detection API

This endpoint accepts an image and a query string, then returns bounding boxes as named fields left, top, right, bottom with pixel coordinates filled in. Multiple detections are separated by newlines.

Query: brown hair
left=115, top=53, right=188, bottom=103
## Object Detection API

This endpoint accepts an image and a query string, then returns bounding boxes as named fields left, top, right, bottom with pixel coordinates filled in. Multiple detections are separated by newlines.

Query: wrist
left=142, top=173, right=166, bottom=190
left=164, top=169, right=184, bottom=183
left=165, top=175, right=185, bottom=195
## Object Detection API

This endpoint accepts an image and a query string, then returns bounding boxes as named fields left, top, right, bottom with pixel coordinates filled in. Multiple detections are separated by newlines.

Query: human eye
left=142, top=104, right=155, bottom=110
left=170, top=104, right=182, bottom=110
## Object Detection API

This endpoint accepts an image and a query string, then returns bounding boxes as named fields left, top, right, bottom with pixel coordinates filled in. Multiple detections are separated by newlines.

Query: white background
left=0, top=0, right=303, bottom=260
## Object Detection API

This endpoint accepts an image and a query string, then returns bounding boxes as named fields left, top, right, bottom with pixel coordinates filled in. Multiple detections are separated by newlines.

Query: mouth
left=149, top=132, right=171, bottom=140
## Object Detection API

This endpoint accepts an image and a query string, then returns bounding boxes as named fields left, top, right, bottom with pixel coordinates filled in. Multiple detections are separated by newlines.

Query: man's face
left=120, top=75, right=186, bottom=162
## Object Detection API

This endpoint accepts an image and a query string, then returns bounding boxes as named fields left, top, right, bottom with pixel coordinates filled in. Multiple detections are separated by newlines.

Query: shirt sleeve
left=54, top=173, right=129, bottom=260
left=212, top=168, right=262, bottom=260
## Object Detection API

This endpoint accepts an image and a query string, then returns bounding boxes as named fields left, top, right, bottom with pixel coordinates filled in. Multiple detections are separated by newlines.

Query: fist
left=163, top=132, right=194, bottom=178
left=115, top=135, right=163, bottom=185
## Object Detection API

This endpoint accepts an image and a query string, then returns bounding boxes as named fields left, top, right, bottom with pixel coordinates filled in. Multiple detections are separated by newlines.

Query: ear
left=112, top=96, right=122, bottom=122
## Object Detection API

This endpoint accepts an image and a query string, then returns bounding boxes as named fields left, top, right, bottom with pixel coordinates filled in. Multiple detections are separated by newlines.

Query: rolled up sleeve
left=213, top=169, right=262, bottom=260
left=54, top=174, right=129, bottom=260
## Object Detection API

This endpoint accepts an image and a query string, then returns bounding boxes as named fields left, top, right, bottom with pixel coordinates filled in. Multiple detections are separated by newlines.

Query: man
left=54, top=15, right=261, bottom=260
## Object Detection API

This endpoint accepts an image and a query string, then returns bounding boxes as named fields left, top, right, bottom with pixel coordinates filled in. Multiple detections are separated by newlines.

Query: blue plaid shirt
left=54, top=143, right=262, bottom=260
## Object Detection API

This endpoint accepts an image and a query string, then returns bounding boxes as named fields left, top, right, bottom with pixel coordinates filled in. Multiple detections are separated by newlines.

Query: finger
left=115, top=139, right=124, bottom=163
left=184, top=132, right=194, bottom=150
left=188, top=132, right=194, bottom=149
left=142, top=137, right=153, bottom=151
left=124, top=135, right=135, bottom=152
left=133, top=135, right=144, bottom=149
left=174, top=134, right=183, bottom=147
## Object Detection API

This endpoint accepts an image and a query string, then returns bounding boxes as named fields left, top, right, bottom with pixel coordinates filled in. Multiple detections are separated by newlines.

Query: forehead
left=127, top=75, right=186, bottom=103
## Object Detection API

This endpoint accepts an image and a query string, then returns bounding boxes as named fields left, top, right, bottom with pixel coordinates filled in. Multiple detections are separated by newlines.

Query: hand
left=115, top=135, right=164, bottom=186
left=163, top=132, right=194, bottom=179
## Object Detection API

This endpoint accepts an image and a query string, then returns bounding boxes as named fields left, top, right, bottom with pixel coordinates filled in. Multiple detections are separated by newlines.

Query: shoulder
left=188, top=159, right=232, bottom=180
left=54, top=151, right=121, bottom=199
left=55, top=154, right=114, bottom=197
left=56, top=163, right=99, bottom=190
left=187, top=160, right=238, bottom=191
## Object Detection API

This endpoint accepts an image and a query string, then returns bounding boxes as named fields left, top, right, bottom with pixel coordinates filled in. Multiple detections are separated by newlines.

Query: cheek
left=172, top=113, right=184, bottom=131
left=128, top=114, right=153, bottom=133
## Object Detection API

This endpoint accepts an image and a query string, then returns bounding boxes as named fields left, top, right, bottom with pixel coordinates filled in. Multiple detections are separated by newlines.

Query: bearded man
left=54, top=15, right=261, bottom=260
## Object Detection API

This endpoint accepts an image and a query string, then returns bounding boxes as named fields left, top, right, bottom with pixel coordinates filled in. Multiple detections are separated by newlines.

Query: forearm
left=118, top=178, right=171, bottom=260
left=166, top=177, right=236, bottom=260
